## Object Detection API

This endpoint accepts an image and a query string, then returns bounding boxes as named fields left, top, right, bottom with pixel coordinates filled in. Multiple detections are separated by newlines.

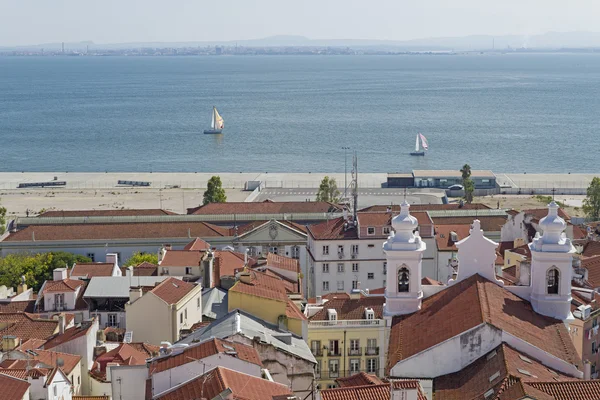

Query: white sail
left=415, top=134, right=420, bottom=151
left=419, top=133, right=429, bottom=151
left=214, top=108, right=224, bottom=129
left=210, top=107, right=216, bottom=129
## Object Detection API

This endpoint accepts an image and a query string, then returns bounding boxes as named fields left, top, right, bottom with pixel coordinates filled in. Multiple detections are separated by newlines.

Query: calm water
left=1, top=54, right=599, bottom=173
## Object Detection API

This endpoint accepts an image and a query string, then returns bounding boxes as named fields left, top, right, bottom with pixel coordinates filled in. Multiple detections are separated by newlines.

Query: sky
left=1, top=0, right=599, bottom=46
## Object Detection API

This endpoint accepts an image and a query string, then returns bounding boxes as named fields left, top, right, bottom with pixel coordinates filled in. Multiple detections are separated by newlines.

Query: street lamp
left=342, top=147, right=351, bottom=199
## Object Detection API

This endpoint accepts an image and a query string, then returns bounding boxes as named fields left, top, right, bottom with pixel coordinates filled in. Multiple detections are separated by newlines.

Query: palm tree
left=460, top=164, right=472, bottom=180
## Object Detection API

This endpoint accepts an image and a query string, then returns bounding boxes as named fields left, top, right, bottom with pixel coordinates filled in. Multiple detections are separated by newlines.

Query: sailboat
left=204, top=106, right=224, bottom=134
left=410, top=133, right=429, bottom=156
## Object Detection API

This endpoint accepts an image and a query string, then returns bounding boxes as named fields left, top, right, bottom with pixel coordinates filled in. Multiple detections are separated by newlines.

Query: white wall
left=111, top=365, right=148, bottom=400
left=89, top=376, right=112, bottom=398
left=174, top=287, right=203, bottom=336
left=44, top=289, right=78, bottom=311
left=47, top=370, right=73, bottom=400
left=90, top=311, right=126, bottom=330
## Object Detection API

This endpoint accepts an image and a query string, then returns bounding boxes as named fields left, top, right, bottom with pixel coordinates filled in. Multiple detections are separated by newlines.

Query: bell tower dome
left=383, top=201, right=425, bottom=317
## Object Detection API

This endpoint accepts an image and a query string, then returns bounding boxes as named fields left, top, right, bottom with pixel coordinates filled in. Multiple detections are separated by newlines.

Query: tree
left=316, top=176, right=341, bottom=203
left=203, top=176, right=227, bottom=205
left=0, top=199, right=6, bottom=235
left=583, top=177, right=600, bottom=220
left=460, top=164, right=474, bottom=204
left=124, top=252, right=159, bottom=266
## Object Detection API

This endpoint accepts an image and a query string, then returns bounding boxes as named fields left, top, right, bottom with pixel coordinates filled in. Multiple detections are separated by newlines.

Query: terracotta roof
left=309, top=296, right=384, bottom=321
left=187, top=200, right=342, bottom=215
left=321, top=382, right=427, bottom=400
left=307, top=217, right=358, bottom=240
left=71, top=263, right=115, bottom=278
left=0, top=372, right=31, bottom=400
left=435, top=224, right=472, bottom=251
left=0, top=300, right=35, bottom=313
left=120, top=262, right=158, bottom=276
left=430, top=216, right=507, bottom=232
left=387, top=274, right=581, bottom=373
left=507, top=243, right=532, bottom=259
left=39, top=209, right=176, bottom=217
left=94, top=343, right=159, bottom=377
left=434, top=343, right=577, bottom=400
left=369, top=287, right=386, bottom=294
left=41, top=279, right=85, bottom=294
left=582, top=255, right=600, bottom=288
left=6, top=349, right=81, bottom=375
left=159, top=250, right=205, bottom=267
left=524, top=380, right=600, bottom=399
left=214, top=250, right=254, bottom=278
left=335, top=371, right=384, bottom=387
left=4, top=222, right=229, bottom=242
left=0, top=313, right=60, bottom=346
left=155, top=366, right=294, bottom=400
left=151, top=278, right=197, bottom=305
left=359, top=203, right=491, bottom=212
left=357, top=212, right=392, bottom=228
left=263, top=269, right=301, bottom=295
left=422, top=277, right=443, bottom=285
left=581, top=240, right=600, bottom=258
left=523, top=208, right=570, bottom=221
left=285, top=299, right=307, bottom=321
left=307, top=292, right=351, bottom=304
left=183, top=238, right=211, bottom=251
left=503, top=265, right=517, bottom=278
left=266, top=253, right=300, bottom=273
left=149, top=338, right=262, bottom=375
left=43, top=320, right=95, bottom=350
left=229, top=270, right=289, bottom=303
left=17, top=338, right=47, bottom=351
left=73, top=396, right=111, bottom=400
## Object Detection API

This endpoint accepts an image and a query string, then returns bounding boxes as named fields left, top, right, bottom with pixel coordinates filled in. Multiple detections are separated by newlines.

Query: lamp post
left=342, top=147, right=350, bottom=199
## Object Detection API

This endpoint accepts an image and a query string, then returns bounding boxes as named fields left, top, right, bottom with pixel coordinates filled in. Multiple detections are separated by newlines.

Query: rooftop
left=412, top=169, right=495, bottom=178
left=335, top=371, right=384, bottom=387
left=429, top=216, right=507, bottom=232
left=359, top=203, right=491, bottom=212
left=187, top=200, right=342, bottom=215
left=321, top=381, right=426, bottom=400
left=120, top=262, right=158, bottom=276
left=43, top=320, right=95, bottom=350
left=41, top=279, right=85, bottom=294
left=435, top=224, right=472, bottom=252
left=229, top=270, right=289, bottom=303
left=71, top=263, right=115, bottom=278
left=159, top=250, right=205, bottom=267
left=265, top=253, right=300, bottom=273
left=84, top=276, right=175, bottom=298
left=39, top=209, right=176, bottom=217
left=183, top=237, right=211, bottom=251
left=0, top=313, right=61, bottom=347
left=93, top=343, right=159, bottom=378
left=309, top=296, right=385, bottom=321
left=150, top=278, right=197, bottom=305
left=0, top=372, right=31, bottom=400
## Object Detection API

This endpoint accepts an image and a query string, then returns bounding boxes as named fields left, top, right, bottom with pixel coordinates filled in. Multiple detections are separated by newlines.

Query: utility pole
left=342, top=147, right=350, bottom=200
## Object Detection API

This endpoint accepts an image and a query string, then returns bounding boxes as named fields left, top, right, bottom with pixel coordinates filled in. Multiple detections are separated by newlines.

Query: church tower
left=529, top=201, right=575, bottom=321
left=383, top=201, right=425, bottom=317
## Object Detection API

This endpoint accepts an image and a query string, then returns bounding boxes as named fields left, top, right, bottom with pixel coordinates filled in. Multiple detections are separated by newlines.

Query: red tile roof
left=187, top=201, right=342, bottom=215
left=0, top=300, right=35, bottom=313
left=387, top=274, right=581, bottom=373
left=229, top=270, right=289, bottom=303
left=149, top=338, right=262, bottom=375
left=360, top=203, right=491, bottom=212
left=40, top=209, right=176, bottom=217
left=120, top=262, right=158, bottom=276
left=335, top=371, right=384, bottom=387
left=159, top=250, right=205, bottom=267
left=233, top=220, right=308, bottom=237
left=435, top=224, right=472, bottom=251
left=430, top=216, right=508, bottom=232
left=73, top=396, right=111, bottom=400
left=151, top=278, right=197, bottom=305
left=5, top=222, right=229, bottom=242
left=0, top=313, right=60, bottom=347
left=6, top=349, right=81, bottom=375
left=307, top=217, right=358, bottom=240
left=266, top=253, right=300, bottom=273
left=422, top=277, right=443, bottom=285
left=321, top=381, right=426, bottom=400
left=41, top=279, right=85, bottom=293
left=523, top=208, right=570, bottom=221
left=94, top=343, right=159, bottom=378
left=43, top=320, right=95, bottom=350
left=0, top=372, right=31, bottom=400
left=309, top=296, right=385, bottom=321
left=524, top=380, right=600, bottom=399
left=434, top=343, right=577, bottom=400
left=507, top=243, right=532, bottom=259
left=17, top=338, right=46, bottom=351
left=285, top=299, right=307, bottom=321
left=214, top=250, right=253, bottom=278
left=155, top=366, right=294, bottom=400
left=581, top=240, right=600, bottom=258
left=582, top=255, right=600, bottom=288
left=71, top=263, right=115, bottom=278
left=262, top=269, right=301, bottom=295
left=183, top=238, right=211, bottom=251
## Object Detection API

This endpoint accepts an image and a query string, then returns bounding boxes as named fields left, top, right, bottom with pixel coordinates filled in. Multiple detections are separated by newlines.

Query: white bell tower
left=383, top=201, right=425, bottom=317
left=529, top=201, right=575, bottom=322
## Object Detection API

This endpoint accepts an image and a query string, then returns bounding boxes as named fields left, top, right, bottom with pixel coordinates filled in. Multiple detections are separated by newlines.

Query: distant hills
left=5, top=31, right=600, bottom=52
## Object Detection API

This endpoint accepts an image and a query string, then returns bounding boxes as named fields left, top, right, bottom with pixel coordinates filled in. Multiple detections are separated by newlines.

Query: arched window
left=547, top=268, right=560, bottom=294
left=398, top=266, right=410, bottom=293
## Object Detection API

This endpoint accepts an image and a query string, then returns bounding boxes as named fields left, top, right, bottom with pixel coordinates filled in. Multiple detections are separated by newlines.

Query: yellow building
left=228, top=269, right=307, bottom=338
left=305, top=291, right=386, bottom=389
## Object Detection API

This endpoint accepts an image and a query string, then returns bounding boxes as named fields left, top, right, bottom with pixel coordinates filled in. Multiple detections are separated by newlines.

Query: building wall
left=159, top=265, right=202, bottom=277
left=44, top=289, right=78, bottom=311
left=173, top=286, right=203, bottom=338
left=126, top=293, right=173, bottom=345
left=227, top=291, right=287, bottom=330
left=571, top=312, right=600, bottom=377
left=89, top=376, right=112, bottom=398
left=90, top=311, right=126, bottom=330
left=501, top=213, right=528, bottom=243
left=151, top=354, right=261, bottom=397
left=48, top=371, right=73, bottom=400
left=111, top=365, right=148, bottom=400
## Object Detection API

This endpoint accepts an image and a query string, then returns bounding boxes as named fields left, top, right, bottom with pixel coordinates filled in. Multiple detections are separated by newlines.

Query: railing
left=348, top=347, right=362, bottom=356
left=310, top=319, right=383, bottom=328
left=328, top=349, right=342, bottom=357
left=311, top=348, right=323, bottom=357
left=105, top=322, right=121, bottom=328
left=318, top=369, right=384, bottom=380
left=365, top=347, right=379, bottom=356
left=338, top=252, right=344, bottom=259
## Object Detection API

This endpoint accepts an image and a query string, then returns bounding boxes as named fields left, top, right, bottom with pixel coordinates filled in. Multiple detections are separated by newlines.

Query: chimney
left=106, top=362, right=119, bottom=382
left=126, top=266, right=134, bottom=278
left=53, top=268, right=68, bottom=281
left=17, top=276, right=28, bottom=295
left=58, top=314, right=65, bottom=335
left=316, top=295, right=322, bottom=305
left=2, top=336, right=19, bottom=352
left=106, top=253, right=118, bottom=267
left=97, top=329, right=106, bottom=343
left=129, top=287, right=143, bottom=303
left=239, top=272, right=252, bottom=284
left=584, top=360, right=592, bottom=380
left=94, top=345, right=107, bottom=358
left=350, top=282, right=361, bottom=299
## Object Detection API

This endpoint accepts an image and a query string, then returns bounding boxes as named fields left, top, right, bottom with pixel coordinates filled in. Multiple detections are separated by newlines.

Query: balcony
left=318, top=369, right=384, bottom=380
left=310, top=319, right=382, bottom=328
left=328, top=349, right=342, bottom=357
left=338, top=252, right=344, bottom=259
left=348, top=347, right=362, bottom=356
left=365, top=347, right=379, bottom=356
left=311, top=348, right=323, bottom=357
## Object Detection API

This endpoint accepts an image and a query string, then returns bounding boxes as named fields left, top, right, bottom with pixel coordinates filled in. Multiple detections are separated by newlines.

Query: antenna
left=351, top=151, right=358, bottom=221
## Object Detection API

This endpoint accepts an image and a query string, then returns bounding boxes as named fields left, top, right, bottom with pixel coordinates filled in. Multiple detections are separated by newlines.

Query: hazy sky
left=2, top=0, right=599, bottom=46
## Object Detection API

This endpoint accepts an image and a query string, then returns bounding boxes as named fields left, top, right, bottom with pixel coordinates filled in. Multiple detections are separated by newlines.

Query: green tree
left=316, top=176, right=341, bottom=203
left=460, top=164, right=475, bottom=204
left=203, top=176, right=227, bottom=205
left=0, top=199, right=6, bottom=235
left=460, top=164, right=472, bottom=180
left=124, top=252, right=159, bottom=266
left=583, top=177, right=600, bottom=220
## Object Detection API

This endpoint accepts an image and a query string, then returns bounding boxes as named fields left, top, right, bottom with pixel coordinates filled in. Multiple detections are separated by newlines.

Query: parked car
left=448, top=184, right=464, bottom=190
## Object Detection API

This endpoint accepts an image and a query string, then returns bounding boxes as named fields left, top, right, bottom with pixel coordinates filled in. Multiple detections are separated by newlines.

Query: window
left=329, top=340, right=340, bottom=356
left=593, top=362, right=597, bottom=375
left=323, top=263, right=330, bottom=273
left=291, top=246, right=300, bottom=259
left=54, top=293, right=65, bottom=310
left=383, top=280, right=386, bottom=287
left=352, top=263, right=359, bottom=272
left=329, top=359, right=339, bottom=377
left=367, top=339, right=377, bottom=354
left=115, top=252, right=121, bottom=264
left=594, top=318, right=599, bottom=328
left=53, top=385, right=57, bottom=396
left=367, top=227, right=375, bottom=235
left=311, top=340, right=321, bottom=356
left=322, top=281, right=330, bottom=292
left=184, top=308, right=188, bottom=320
left=180, top=313, right=183, bottom=324
left=337, top=245, right=344, bottom=255
left=367, top=358, right=378, bottom=373
left=593, top=341, right=598, bottom=355
left=315, top=360, right=321, bottom=377
left=366, top=310, right=374, bottom=320
left=383, top=262, right=387, bottom=275
left=351, top=245, right=359, bottom=255
left=78, top=376, right=80, bottom=385
left=383, top=227, right=391, bottom=235
left=337, top=263, right=344, bottom=273
left=108, top=313, right=118, bottom=327
left=337, top=281, right=344, bottom=291
left=197, top=297, right=201, bottom=308
left=350, top=339, right=360, bottom=355
left=398, top=266, right=410, bottom=292
left=368, top=244, right=375, bottom=248
left=247, top=247, right=257, bottom=257
left=352, top=280, right=358, bottom=290
left=86, top=253, right=95, bottom=262
left=368, top=272, right=374, bottom=280
left=547, top=268, right=560, bottom=294
left=270, top=246, right=278, bottom=255
left=350, top=359, right=360, bottom=373
left=185, top=267, right=192, bottom=275
left=323, top=246, right=329, bottom=255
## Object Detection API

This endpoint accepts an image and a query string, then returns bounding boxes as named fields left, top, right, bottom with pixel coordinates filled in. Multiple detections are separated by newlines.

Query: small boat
left=410, top=133, right=428, bottom=156
left=204, top=106, right=224, bottom=134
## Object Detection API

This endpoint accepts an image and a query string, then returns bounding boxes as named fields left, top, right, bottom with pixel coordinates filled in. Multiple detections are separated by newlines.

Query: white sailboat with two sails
left=410, top=133, right=429, bottom=156
left=204, top=106, right=224, bottom=134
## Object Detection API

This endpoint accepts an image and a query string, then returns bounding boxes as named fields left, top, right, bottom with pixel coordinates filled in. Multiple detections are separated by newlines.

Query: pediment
left=237, top=220, right=307, bottom=242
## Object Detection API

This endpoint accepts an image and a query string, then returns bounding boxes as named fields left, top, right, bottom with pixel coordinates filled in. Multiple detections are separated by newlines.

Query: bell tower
left=383, top=201, right=425, bottom=317
left=529, top=202, right=575, bottom=321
